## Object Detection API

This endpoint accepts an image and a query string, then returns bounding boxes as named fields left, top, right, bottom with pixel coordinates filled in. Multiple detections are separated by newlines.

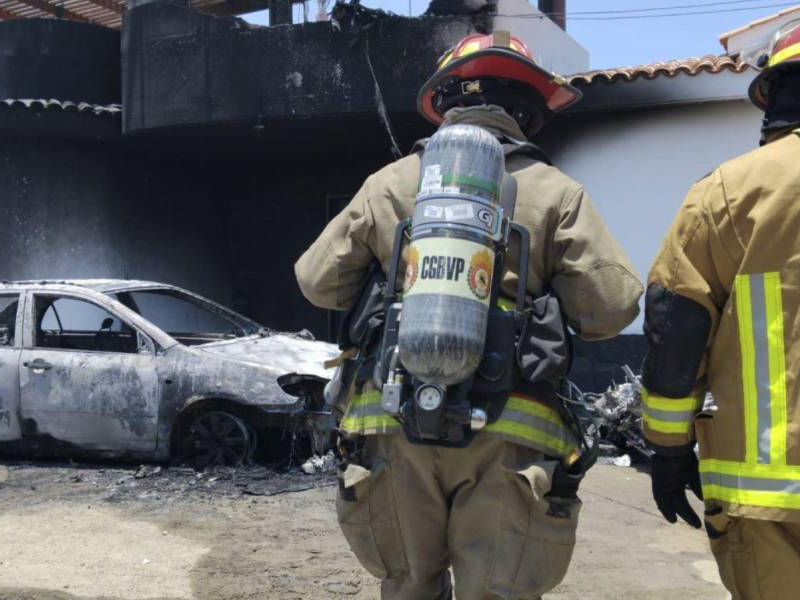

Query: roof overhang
left=0, top=0, right=278, bottom=28
left=563, top=56, right=752, bottom=115
left=720, top=5, right=800, bottom=56
left=563, top=68, right=752, bottom=115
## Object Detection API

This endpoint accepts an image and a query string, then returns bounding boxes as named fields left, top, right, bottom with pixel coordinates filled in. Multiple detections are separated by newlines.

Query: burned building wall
left=0, top=18, right=233, bottom=304
left=0, top=19, right=120, bottom=105
left=226, top=142, right=393, bottom=337
left=0, top=126, right=233, bottom=304
left=122, top=2, right=479, bottom=135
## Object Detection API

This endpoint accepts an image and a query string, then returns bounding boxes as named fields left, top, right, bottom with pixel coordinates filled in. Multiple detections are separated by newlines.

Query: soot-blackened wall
left=0, top=130, right=233, bottom=304
left=0, top=19, right=120, bottom=105
left=122, top=2, right=478, bottom=135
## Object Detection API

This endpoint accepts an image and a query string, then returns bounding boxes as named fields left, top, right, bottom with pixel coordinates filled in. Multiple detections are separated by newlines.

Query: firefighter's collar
left=440, top=104, right=528, bottom=143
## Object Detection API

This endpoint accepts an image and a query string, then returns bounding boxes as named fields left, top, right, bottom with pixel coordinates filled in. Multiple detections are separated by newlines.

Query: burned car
left=0, top=280, right=338, bottom=466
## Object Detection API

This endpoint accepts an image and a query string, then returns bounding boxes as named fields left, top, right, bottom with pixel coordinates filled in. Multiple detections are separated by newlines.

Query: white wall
left=494, top=0, right=589, bottom=75
left=546, top=99, right=762, bottom=333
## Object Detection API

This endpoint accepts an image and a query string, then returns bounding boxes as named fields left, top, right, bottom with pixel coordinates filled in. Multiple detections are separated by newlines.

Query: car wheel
left=182, top=410, right=251, bottom=469
left=244, top=423, right=259, bottom=463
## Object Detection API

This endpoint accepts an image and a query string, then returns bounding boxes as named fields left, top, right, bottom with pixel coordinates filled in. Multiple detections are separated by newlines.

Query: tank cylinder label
left=404, top=237, right=495, bottom=305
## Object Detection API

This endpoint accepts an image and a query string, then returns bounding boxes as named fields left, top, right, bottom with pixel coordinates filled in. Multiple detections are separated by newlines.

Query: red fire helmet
left=747, top=19, right=800, bottom=110
left=417, top=31, right=582, bottom=125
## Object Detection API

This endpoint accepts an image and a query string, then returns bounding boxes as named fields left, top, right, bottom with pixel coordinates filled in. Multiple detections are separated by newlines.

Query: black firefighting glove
left=651, top=452, right=703, bottom=529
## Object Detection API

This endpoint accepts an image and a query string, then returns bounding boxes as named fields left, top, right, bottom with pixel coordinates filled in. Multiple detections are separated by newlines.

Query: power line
left=499, top=1, right=800, bottom=20
left=572, top=2, right=799, bottom=20
left=549, top=0, right=797, bottom=16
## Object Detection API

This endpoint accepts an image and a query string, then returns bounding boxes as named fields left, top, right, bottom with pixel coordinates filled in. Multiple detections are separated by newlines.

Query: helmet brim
left=417, top=48, right=583, bottom=125
left=749, top=59, right=800, bottom=110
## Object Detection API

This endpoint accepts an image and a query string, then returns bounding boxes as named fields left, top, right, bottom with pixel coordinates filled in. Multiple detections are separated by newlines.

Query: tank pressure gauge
left=416, top=385, right=444, bottom=411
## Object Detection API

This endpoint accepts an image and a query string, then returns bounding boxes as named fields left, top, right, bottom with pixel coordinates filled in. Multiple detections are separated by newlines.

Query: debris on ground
left=578, top=365, right=652, bottom=464
left=134, top=465, right=162, bottom=479
left=301, top=450, right=337, bottom=475
left=610, top=454, right=632, bottom=468
left=0, top=460, right=337, bottom=508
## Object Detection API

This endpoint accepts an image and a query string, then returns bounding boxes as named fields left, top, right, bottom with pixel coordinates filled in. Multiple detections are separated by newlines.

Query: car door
left=19, top=291, right=159, bottom=452
left=0, top=292, right=22, bottom=441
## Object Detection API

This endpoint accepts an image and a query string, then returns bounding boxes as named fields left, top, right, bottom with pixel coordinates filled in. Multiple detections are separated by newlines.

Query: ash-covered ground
left=0, top=457, right=728, bottom=600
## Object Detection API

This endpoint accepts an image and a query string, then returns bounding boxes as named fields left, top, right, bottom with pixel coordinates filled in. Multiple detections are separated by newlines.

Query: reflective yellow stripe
left=340, top=414, right=402, bottom=431
left=457, top=41, right=481, bottom=58
left=348, top=390, right=382, bottom=408
left=485, top=395, right=578, bottom=457
left=769, top=41, right=800, bottom=67
left=702, top=485, right=800, bottom=510
left=735, top=274, right=759, bottom=464
left=340, top=389, right=401, bottom=434
left=497, top=297, right=515, bottom=312
left=485, top=419, right=576, bottom=457
left=438, top=51, right=454, bottom=69
left=643, top=413, right=692, bottom=435
left=764, top=273, right=788, bottom=465
left=701, top=459, right=800, bottom=510
left=701, top=459, right=800, bottom=480
left=641, top=389, right=702, bottom=412
left=736, top=273, right=789, bottom=466
left=506, top=395, right=563, bottom=427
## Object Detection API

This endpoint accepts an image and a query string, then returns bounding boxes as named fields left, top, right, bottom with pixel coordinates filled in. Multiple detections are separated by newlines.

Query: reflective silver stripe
left=642, top=406, right=695, bottom=423
left=702, top=471, right=800, bottom=494
left=499, top=408, right=575, bottom=445
left=749, top=273, right=773, bottom=464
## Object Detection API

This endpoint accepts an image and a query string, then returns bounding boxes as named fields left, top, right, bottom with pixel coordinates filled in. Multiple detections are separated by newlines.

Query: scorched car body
left=0, top=280, right=338, bottom=464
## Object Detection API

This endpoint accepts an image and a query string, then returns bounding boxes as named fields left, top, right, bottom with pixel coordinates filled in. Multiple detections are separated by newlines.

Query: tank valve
left=470, top=408, right=488, bottom=431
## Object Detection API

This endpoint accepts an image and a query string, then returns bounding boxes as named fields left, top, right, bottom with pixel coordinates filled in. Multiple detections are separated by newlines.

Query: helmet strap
left=432, top=77, right=552, bottom=137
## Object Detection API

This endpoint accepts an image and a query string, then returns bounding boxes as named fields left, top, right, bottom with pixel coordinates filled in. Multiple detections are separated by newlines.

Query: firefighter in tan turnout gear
left=296, top=32, right=642, bottom=600
left=642, top=20, right=800, bottom=600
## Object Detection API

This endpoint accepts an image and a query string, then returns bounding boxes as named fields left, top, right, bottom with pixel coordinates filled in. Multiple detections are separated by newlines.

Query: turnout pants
left=705, top=512, right=800, bottom=600
left=336, top=432, right=580, bottom=600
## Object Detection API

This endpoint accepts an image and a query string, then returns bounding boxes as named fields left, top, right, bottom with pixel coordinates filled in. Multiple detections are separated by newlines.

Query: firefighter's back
left=699, top=132, right=800, bottom=518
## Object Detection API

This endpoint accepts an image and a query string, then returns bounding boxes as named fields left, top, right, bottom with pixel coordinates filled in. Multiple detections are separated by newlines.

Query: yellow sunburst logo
left=404, top=245, right=420, bottom=291
left=468, top=250, right=493, bottom=300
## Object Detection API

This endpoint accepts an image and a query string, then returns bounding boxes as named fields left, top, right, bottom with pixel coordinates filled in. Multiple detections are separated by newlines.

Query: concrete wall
left=542, top=98, right=762, bottom=334
left=495, top=0, right=589, bottom=74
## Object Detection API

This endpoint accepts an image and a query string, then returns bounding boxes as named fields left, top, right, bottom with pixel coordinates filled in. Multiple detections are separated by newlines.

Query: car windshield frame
left=108, top=286, right=262, bottom=345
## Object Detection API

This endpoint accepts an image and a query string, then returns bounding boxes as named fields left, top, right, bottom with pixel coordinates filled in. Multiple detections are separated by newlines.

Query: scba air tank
left=398, top=124, right=505, bottom=385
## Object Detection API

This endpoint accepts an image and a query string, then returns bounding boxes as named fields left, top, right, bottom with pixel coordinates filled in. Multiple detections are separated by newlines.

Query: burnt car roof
left=0, top=279, right=175, bottom=293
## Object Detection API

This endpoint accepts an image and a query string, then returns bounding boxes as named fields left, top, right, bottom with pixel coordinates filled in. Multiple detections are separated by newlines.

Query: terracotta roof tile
left=0, top=98, right=121, bottom=116
left=568, top=54, right=749, bottom=86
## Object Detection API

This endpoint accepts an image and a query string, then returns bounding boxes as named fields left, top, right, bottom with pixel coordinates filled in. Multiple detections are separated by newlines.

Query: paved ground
left=0, top=460, right=728, bottom=600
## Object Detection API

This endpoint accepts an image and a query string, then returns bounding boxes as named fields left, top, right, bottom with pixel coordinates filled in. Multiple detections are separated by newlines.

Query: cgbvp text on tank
left=421, top=256, right=466, bottom=281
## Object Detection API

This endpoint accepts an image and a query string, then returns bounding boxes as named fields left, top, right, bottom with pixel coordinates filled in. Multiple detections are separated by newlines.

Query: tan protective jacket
left=296, top=106, right=642, bottom=457
left=643, top=131, right=800, bottom=521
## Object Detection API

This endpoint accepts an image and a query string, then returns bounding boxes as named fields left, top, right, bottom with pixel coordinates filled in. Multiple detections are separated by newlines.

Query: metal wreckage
left=571, top=365, right=652, bottom=463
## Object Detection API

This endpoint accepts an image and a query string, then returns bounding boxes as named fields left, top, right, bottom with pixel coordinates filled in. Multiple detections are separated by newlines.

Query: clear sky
left=242, top=0, right=798, bottom=69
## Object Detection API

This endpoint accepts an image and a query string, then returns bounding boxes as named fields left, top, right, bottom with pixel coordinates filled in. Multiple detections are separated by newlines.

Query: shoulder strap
left=502, top=140, right=552, bottom=165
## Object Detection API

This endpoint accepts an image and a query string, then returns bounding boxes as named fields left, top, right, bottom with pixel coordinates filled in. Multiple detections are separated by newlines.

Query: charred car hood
left=196, top=333, right=339, bottom=379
